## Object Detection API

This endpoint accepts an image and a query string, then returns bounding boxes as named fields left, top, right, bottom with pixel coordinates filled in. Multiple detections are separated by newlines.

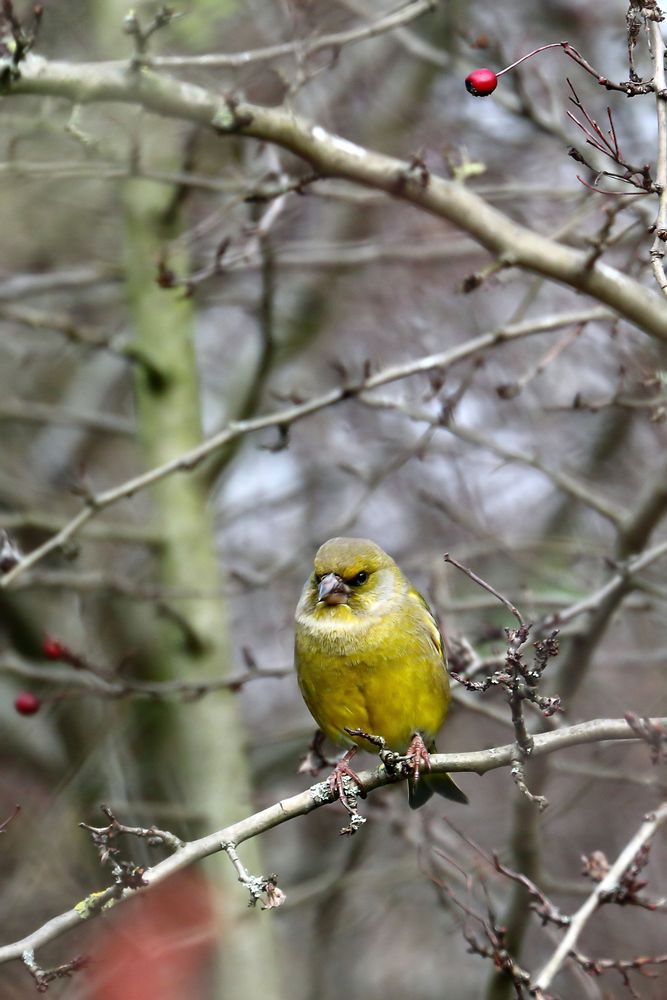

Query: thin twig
left=533, top=802, right=667, bottom=992
left=443, top=422, right=625, bottom=526
left=0, top=652, right=289, bottom=700
left=11, top=57, right=667, bottom=344
left=149, top=0, right=435, bottom=68
left=0, top=309, right=601, bottom=589
left=553, top=537, right=667, bottom=625
left=0, top=716, right=663, bottom=970
left=648, top=16, right=667, bottom=295
left=0, top=805, right=20, bottom=834
left=444, top=552, right=524, bottom=626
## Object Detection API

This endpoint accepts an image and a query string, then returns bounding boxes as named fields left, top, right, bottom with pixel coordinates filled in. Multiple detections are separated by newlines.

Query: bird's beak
left=317, top=572, right=350, bottom=606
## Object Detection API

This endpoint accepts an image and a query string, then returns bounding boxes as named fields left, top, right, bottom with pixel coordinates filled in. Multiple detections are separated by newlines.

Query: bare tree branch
left=0, top=308, right=602, bottom=588
left=0, top=715, right=663, bottom=971
left=9, top=56, right=667, bottom=341
left=648, top=15, right=667, bottom=295
left=149, top=0, right=437, bottom=69
left=533, top=801, right=667, bottom=993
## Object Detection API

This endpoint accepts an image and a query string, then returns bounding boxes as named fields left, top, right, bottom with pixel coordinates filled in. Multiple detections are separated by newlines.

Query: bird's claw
left=344, top=727, right=385, bottom=752
left=407, top=733, right=432, bottom=784
left=328, top=750, right=366, bottom=816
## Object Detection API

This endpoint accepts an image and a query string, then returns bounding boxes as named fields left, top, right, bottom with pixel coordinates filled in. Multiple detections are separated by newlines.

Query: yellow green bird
left=295, top=537, right=467, bottom=809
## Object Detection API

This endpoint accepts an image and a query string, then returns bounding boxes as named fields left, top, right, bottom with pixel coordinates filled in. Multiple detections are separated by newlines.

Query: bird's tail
left=408, top=771, right=468, bottom=809
left=408, top=743, right=469, bottom=810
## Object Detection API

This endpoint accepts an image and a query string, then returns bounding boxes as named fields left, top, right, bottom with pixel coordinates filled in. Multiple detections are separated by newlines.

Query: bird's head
left=297, top=537, right=404, bottom=622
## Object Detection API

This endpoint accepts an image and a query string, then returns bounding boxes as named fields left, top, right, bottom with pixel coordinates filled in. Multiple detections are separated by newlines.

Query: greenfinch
left=295, top=537, right=467, bottom=809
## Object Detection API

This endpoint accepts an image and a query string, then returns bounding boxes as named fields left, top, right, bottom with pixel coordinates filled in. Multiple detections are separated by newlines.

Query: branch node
left=123, top=5, right=182, bottom=59
left=222, top=842, right=286, bottom=908
left=510, top=748, right=549, bottom=810
left=22, top=948, right=89, bottom=992
left=212, top=94, right=254, bottom=134
left=625, top=711, right=667, bottom=764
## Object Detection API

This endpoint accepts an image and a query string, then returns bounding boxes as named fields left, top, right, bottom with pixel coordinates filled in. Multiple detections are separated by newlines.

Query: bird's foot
left=406, top=733, right=432, bottom=784
left=379, top=749, right=405, bottom=776
left=344, top=727, right=413, bottom=779
left=328, top=748, right=366, bottom=817
left=298, top=729, right=335, bottom=776
left=345, top=727, right=403, bottom=780
left=345, top=727, right=385, bottom=752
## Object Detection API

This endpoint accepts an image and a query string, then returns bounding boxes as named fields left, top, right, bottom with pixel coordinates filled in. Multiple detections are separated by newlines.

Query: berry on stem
left=465, top=68, right=498, bottom=97
left=42, top=635, right=66, bottom=660
left=465, top=41, right=568, bottom=98
left=15, top=692, right=41, bottom=715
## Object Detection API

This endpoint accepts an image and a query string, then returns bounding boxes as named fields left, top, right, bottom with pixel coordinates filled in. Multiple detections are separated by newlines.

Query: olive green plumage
left=295, top=537, right=467, bottom=808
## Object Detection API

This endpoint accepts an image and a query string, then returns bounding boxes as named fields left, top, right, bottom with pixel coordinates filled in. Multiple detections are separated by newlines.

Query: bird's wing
left=407, top=586, right=444, bottom=660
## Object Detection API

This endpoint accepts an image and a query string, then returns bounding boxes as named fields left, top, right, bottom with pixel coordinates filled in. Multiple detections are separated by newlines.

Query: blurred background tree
left=0, top=1, right=666, bottom=998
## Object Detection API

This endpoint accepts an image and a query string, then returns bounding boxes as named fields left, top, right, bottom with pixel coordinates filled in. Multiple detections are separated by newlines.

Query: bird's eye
left=350, top=571, right=368, bottom=586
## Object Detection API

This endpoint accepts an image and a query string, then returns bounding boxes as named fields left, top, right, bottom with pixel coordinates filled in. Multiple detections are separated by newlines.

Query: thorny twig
left=80, top=804, right=184, bottom=854
left=79, top=804, right=182, bottom=895
left=445, top=555, right=560, bottom=799
left=431, top=809, right=667, bottom=998
left=560, top=37, right=654, bottom=96
left=581, top=842, right=664, bottom=912
left=573, top=950, right=667, bottom=999
left=492, top=855, right=569, bottom=927
left=437, top=859, right=667, bottom=999
left=22, top=950, right=89, bottom=994
left=427, top=862, right=537, bottom=999
left=566, top=80, right=654, bottom=194
left=435, top=820, right=569, bottom=929
left=533, top=802, right=667, bottom=992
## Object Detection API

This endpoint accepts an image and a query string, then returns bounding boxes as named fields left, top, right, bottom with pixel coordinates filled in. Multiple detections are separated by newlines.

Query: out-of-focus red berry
left=15, top=692, right=41, bottom=715
left=42, top=636, right=66, bottom=660
left=465, top=68, right=498, bottom=96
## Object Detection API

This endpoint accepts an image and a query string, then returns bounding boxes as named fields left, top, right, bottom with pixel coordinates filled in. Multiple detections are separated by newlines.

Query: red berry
left=465, top=68, right=498, bottom=97
left=15, top=692, right=41, bottom=715
left=42, top=635, right=66, bottom=660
